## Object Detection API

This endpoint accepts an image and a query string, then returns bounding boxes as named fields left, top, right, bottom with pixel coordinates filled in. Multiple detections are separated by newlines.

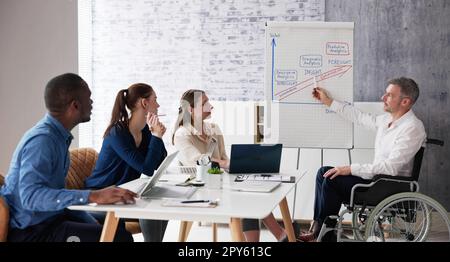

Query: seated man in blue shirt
left=0, top=73, right=137, bottom=242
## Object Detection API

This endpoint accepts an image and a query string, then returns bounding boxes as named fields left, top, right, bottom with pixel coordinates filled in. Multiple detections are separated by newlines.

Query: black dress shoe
left=320, top=231, right=337, bottom=242
left=297, top=232, right=317, bottom=242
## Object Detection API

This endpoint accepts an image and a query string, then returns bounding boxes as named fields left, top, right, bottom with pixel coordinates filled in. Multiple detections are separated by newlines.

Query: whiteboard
left=353, top=102, right=384, bottom=149
left=264, top=22, right=354, bottom=148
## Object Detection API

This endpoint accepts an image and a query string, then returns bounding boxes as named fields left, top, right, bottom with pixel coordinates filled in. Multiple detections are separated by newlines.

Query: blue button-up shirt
left=0, top=114, right=91, bottom=229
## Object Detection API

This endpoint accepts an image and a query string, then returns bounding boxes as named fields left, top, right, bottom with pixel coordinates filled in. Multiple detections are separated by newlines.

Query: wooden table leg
left=178, top=221, right=193, bottom=242
left=212, top=223, right=218, bottom=242
left=279, top=197, right=296, bottom=242
left=229, top=218, right=244, bottom=242
left=100, top=211, right=119, bottom=242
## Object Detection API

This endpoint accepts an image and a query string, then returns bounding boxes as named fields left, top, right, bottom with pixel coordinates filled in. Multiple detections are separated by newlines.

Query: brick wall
left=81, top=0, right=324, bottom=149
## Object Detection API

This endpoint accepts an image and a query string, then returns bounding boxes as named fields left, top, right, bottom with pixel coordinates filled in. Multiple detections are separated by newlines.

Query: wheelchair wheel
left=365, top=192, right=450, bottom=242
left=351, top=206, right=370, bottom=241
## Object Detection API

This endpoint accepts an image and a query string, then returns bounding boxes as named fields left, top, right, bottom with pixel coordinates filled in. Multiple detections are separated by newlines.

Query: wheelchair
left=317, top=139, right=450, bottom=242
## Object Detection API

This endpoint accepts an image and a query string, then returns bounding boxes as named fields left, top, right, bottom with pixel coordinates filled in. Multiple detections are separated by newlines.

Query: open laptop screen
left=139, top=151, right=179, bottom=195
left=228, top=144, right=282, bottom=174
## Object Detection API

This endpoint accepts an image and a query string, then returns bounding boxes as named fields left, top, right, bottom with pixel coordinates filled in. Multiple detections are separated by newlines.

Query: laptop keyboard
left=179, top=166, right=197, bottom=174
left=235, top=174, right=295, bottom=183
left=141, top=185, right=197, bottom=199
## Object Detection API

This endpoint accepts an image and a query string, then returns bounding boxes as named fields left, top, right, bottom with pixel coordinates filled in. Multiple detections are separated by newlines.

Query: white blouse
left=173, top=121, right=229, bottom=166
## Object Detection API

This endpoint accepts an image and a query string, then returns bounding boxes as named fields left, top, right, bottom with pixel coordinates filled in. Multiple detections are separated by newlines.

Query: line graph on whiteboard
left=270, top=37, right=353, bottom=104
left=264, top=22, right=354, bottom=148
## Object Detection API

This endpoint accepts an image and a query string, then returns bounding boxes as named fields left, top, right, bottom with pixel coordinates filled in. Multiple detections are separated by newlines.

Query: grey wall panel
left=325, top=0, right=450, bottom=209
left=0, top=0, right=78, bottom=173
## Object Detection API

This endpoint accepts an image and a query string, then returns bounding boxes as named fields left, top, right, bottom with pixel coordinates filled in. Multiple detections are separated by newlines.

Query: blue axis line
left=271, top=38, right=276, bottom=101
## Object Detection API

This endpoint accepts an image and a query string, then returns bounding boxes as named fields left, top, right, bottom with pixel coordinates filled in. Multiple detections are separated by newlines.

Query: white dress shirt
left=330, top=101, right=427, bottom=180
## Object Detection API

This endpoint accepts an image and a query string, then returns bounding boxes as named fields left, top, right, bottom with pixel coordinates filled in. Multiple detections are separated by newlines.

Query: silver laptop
left=138, top=151, right=197, bottom=199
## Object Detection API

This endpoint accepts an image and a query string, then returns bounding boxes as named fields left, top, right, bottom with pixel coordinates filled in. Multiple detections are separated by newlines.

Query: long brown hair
left=172, top=89, right=205, bottom=144
left=104, top=83, right=154, bottom=138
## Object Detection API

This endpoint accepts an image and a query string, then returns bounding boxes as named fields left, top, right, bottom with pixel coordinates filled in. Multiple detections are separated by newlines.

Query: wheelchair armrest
left=372, top=174, right=415, bottom=182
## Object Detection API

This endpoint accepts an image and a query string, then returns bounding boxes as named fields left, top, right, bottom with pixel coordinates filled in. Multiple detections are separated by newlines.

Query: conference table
left=69, top=171, right=304, bottom=242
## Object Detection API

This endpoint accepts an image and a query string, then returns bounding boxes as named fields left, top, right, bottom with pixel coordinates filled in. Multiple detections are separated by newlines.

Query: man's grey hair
left=388, top=77, right=420, bottom=104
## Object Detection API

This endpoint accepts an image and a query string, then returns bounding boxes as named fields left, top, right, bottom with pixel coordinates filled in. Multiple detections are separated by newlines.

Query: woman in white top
left=173, top=89, right=287, bottom=242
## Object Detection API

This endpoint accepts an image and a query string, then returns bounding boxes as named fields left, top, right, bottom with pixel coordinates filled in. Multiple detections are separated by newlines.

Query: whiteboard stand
left=264, top=20, right=356, bottom=227
left=348, top=148, right=352, bottom=165
left=290, top=148, right=301, bottom=223
left=319, top=147, right=352, bottom=167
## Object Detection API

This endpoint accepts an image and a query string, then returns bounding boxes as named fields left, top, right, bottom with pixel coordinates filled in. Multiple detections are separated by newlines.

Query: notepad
left=161, top=199, right=218, bottom=208
left=234, top=174, right=295, bottom=183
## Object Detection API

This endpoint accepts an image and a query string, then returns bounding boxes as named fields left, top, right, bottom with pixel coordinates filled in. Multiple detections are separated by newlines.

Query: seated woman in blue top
left=85, top=83, right=168, bottom=242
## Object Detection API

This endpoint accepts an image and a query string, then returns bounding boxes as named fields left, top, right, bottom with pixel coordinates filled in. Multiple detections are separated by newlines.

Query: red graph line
left=274, top=76, right=314, bottom=96
left=276, top=65, right=352, bottom=101
left=279, top=83, right=314, bottom=101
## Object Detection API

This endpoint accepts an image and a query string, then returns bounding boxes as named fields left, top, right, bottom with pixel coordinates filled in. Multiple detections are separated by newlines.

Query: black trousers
left=8, top=210, right=133, bottom=242
left=314, top=166, right=370, bottom=227
left=242, top=218, right=261, bottom=232
left=138, top=219, right=168, bottom=242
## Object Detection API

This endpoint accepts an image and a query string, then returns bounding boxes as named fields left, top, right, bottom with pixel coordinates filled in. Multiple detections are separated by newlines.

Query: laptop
left=228, top=144, right=283, bottom=192
left=228, top=144, right=283, bottom=174
left=132, top=151, right=197, bottom=199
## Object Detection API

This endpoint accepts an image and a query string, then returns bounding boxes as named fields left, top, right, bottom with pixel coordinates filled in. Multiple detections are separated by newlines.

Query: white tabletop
left=69, top=171, right=303, bottom=224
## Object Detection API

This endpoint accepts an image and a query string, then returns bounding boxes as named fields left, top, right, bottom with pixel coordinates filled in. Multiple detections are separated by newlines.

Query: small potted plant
left=206, top=167, right=223, bottom=189
left=207, top=167, right=223, bottom=175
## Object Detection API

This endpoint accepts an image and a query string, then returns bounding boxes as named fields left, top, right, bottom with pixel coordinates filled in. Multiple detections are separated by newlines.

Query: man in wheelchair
left=300, top=77, right=427, bottom=242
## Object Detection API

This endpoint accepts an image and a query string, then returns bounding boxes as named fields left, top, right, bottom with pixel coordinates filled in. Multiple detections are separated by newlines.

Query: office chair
left=66, top=148, right=142, bottom=235
left=0, top=173, right=9, bottom=242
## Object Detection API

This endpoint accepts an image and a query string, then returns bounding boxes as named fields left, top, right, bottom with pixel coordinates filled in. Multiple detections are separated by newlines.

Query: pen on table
left=181, top=200, right=210, bottom=204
